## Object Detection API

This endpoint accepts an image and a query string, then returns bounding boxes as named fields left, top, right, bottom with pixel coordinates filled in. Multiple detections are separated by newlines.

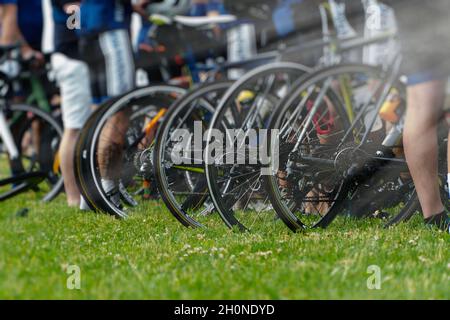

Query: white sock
left=80, top=196, right=91, bottom=211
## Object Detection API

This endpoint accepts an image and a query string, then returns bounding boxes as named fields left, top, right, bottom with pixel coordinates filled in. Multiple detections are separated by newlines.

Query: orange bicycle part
left=53, top=150, right=61, bottom=174
left=144, top=108, right=167, bottom=136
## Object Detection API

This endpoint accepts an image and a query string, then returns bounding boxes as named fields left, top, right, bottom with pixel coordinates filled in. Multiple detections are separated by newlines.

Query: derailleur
left=133, top=147, right=154, bottom=181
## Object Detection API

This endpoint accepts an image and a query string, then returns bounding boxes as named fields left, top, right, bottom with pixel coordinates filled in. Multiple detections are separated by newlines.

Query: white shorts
left=51, top=53, right=92, bottom=129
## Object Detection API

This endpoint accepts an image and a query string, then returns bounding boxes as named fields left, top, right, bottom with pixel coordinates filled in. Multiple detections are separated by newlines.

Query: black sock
left=424, top=211, right=450, bottom=231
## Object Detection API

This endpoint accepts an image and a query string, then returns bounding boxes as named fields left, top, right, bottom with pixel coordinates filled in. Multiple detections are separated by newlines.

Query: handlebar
left=0, top=44, right=52, bottom=80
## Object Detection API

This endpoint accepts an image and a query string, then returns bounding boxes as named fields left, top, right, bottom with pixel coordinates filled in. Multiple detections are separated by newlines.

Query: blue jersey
left=273, top=0, right=304, bottom=37
left=137, top=17, right=152, bottom=47
left=190, top=0, right=226, bottom=17
left=80, top=0, right=132, bottom=35
left=0, top=0, right=43, bottom=50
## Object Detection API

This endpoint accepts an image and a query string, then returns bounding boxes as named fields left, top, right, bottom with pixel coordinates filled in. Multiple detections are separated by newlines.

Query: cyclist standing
left=78, top=0, right=136, bottom=209
left=50, top=0, right=93, bottom=207
left=381, top=0, right=450, bottom=232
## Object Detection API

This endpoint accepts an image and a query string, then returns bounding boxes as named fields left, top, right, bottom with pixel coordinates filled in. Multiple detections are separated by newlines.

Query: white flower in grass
left=256, top=251, right=273, bottom=258
left=196, top=234, right=205, bottom=240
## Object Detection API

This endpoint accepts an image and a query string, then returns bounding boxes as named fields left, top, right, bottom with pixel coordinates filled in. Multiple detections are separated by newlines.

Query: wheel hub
left=334, top=143, right=371, bottom=178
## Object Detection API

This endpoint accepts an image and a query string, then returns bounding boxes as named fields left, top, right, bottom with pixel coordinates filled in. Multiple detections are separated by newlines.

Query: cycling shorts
left=80, top=29, right=135, bottom=104
left=387, top=0, right=450, bottom=85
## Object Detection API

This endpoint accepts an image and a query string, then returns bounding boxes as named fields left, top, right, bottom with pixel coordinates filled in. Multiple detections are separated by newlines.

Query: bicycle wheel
left=204, top=62, right=311, bottom=231
left=74, top=96, right=121, bottom=211
left=265, top=64, right=412, bottom=231
left=75, top=85, right=186, bottom=217
left=0, top=104, right=63, bottom=202
left=154, top=81, right=233, bottom=228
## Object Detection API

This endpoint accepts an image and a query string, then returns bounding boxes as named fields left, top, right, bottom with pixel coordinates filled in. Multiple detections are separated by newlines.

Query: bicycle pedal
left=119, top=183, right=138, bottom=207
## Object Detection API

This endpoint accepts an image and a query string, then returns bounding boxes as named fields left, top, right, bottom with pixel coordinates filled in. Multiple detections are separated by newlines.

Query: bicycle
left=151, top=0, right=370, bottom=228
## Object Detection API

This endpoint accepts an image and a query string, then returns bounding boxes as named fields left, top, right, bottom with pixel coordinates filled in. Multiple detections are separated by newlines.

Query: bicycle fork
left=0, top=110, right=19, bottom=160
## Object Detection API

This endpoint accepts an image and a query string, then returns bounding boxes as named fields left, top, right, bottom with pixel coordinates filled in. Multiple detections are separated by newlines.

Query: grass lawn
left=0, top=192, right=448, bottom=300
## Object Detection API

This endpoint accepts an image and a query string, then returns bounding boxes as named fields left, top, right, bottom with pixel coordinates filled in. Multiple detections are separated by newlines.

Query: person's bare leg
left=97, top=112, right=129, bottom=186
left=60, top=129, right=81, bottom=207
left=403, top=80, right=446, bottom=218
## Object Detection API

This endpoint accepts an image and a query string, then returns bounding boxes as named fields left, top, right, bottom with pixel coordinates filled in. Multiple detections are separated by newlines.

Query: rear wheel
left=265, top=64, right=412, bottom=231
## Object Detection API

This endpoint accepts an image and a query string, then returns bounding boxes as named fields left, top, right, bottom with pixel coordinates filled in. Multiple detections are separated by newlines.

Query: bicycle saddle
left=149, top=13, right=237, bottom=28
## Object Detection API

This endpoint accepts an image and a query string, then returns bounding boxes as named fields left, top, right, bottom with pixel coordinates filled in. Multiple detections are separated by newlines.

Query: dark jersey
left=52, top=0, right=79, bottom=59
left=79, top=0, right=132, bottom=36
left=0, top=0, right=43, bottom=50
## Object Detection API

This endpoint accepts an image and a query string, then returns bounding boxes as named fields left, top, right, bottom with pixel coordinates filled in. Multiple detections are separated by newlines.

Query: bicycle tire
left=204, top=62, right=311, bottom=231
left=2, top=104, right=64, bottom=202
left=154, top=81, right=234, bottom=228
left=74, top=85, right=186, bottom=217
left=264, top=63, right=410, bottom=231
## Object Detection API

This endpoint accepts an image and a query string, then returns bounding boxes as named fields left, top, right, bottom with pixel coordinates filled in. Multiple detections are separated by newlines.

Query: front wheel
left=0, top=104, right=63, bottom=202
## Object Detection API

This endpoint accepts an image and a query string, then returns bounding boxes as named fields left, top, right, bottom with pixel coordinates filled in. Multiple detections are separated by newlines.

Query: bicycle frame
left=288, top=57, right=407, bottom=180
left=340, top=55, right=403, bottom=149
left=0, top=107, right=19, bottom=159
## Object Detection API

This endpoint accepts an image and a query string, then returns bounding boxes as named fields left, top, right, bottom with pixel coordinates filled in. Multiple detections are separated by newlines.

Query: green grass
left=0, top=192, right=448, bottom=300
